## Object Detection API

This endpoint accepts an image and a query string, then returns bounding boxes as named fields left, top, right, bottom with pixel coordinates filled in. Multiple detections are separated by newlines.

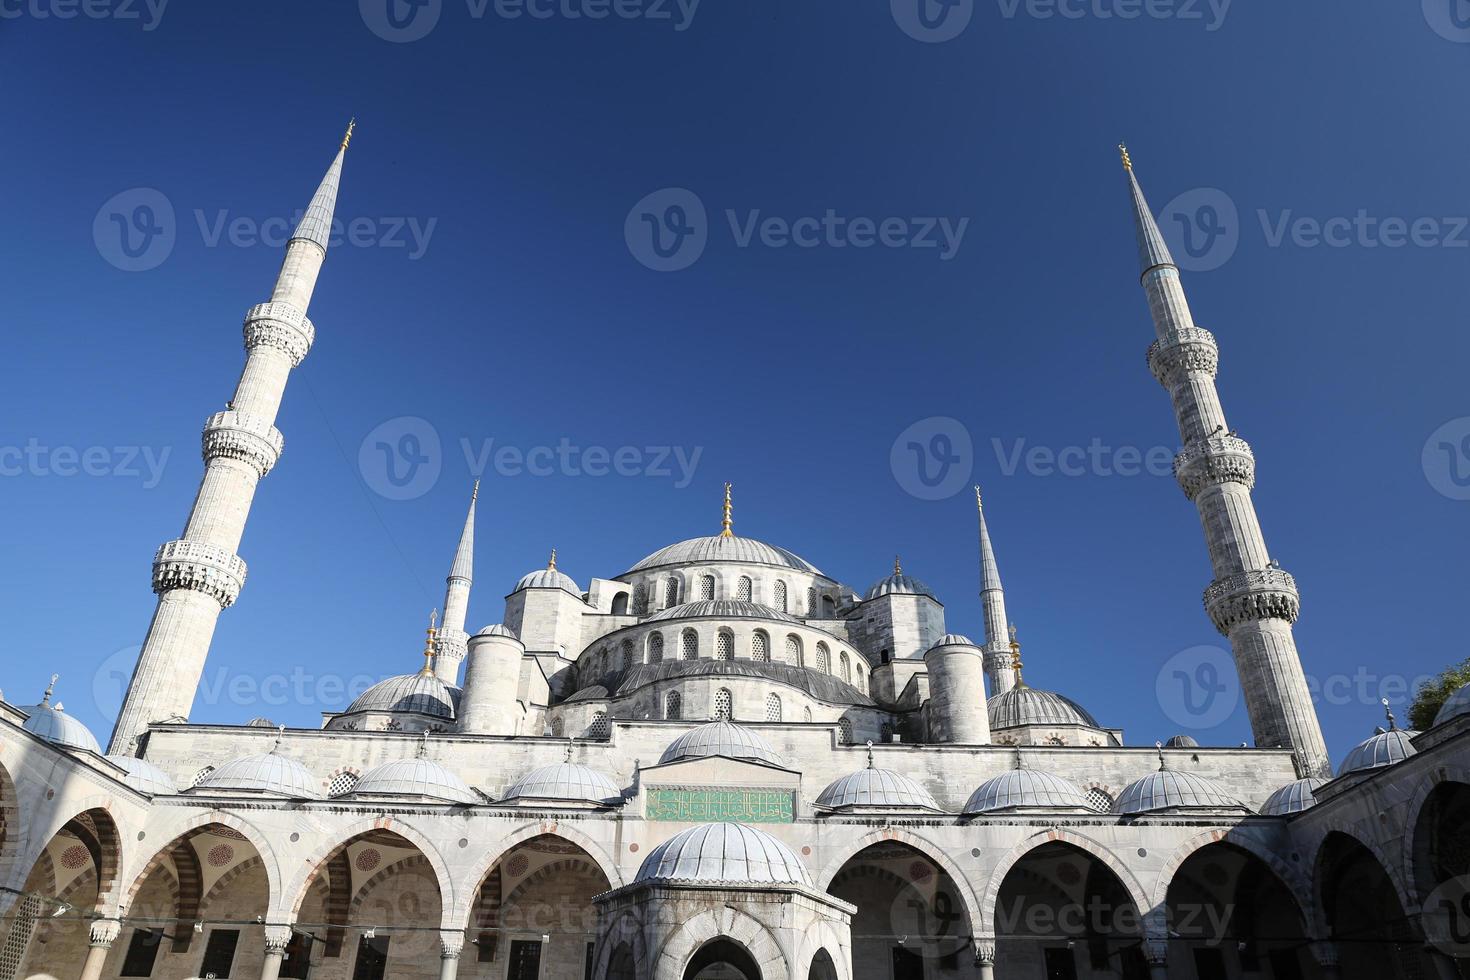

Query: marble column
left=259, top=924, right=293, bottom=980
left=439, top=930, right=466, bottom=980
left=78, top=919, right=120, bottom=980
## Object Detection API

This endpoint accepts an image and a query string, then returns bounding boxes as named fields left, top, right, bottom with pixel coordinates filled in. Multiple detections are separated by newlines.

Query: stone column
left=975, top=938, right=997, bottom=980
left=1143, top=938, right=1170, bottom=980
left=78, top=919, right=120, bottom=980
left=259, top=924, right=293, bottom=980
left=439, top=930, right=466, bottom=980
left=1309, top=941, right=1342, bottom=980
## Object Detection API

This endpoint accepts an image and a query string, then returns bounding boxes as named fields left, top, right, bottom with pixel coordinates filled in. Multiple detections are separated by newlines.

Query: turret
left=923, top=634, right=992, bottom=744
left=458, top=625, right=526, bottom=735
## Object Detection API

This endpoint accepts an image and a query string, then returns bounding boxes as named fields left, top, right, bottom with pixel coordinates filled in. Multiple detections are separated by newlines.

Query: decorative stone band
left=1173, top=435, right=1255, bottom=500
left=1203, top=567, right=1300, bottom=634
left=243, top=302, right=315, bottom=367
left=1147, top=326, right=1218, bottom=388
left=152, top=539, right=248, bottom=608
left=434, top=627, right=469, bottom=663
left=202, top=410, right=284, bottom=478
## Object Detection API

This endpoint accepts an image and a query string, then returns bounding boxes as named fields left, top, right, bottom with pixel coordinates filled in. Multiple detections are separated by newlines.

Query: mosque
left=0, top=127, right=1466, bottom=980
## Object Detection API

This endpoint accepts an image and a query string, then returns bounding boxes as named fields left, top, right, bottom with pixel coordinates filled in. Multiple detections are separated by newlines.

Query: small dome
left=515, top=567, right=583, bottom=595
left=931, top=634, right=977, bottom=649
left=246, top=717, right=277, bottom=728
left=353, top=758, right=478, bottom=804
left=988, top=687, right=1100, bottom=730
left=22, top=703, right=101, bottom=754
left=1338, top=728, right=1419, bottom=776
left=1164, top=734, right=1200, bottom=748
left=964, top=769, right=1090, bottom=814
left=476, top=624, right=520, bottom=639
left=645, top=599, right=800, bottom=625
left=1261, top=777, right=1327, bottom=816
left=815, top=768, right=941, bottom=811
left=500, top=763, right=622, bottom=806
left=197, top=752, right=320, bottom=799
left=107, top=755, right=177, bottom=795
left=659, top=721, right=785, bottom=768
left=1114, top=769, right=1245, bottom=815
left=346, top=672, right=455, bottom=719
left=629, top=535, right=822, bottom=575
left=1434, top=685, right=1470, bottom=727
left=636, top=823, right=809, bottom=885
left=865, top=572, right=935, bottom=601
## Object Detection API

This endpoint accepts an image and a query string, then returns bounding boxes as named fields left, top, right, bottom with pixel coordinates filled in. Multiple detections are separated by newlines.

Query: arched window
left=806, top=587, right=818, bottom=615
left=815, top=642, right=831, bottom=674
left=681, top=628, right=699, bottom=660
left=786, top=634, right=802, bottom=667
left=822, top=594, right=836, bottom=617
left=549, top=717, right=564, bottom=737
left=880, top=723, right=894, bottom=744
left=648, top=632, right=664, bottom=664
left=665, top=691, right=682, bottom=720
left=839, top=651, right=851, bottom=684
left=765, top=693, right=782, bottom=722
left=713, top=688, right=733, bottom=720
left=716, top=630, right=734, bottom=661
left=620, top=639, right=634, bottom=672
left=773, top=580, right=788, bottom=612
left=328, top=770, right=360, bottom=797
left=803, top=707, right=813, bottom=723
left=699, top=574, right=716, bottom=601
left=751, top=631, right=770, bottom=662
left=664, top=578, right=680, bottom=607
left=632, top=584, right=648, bottom=615
left=611, top=591, right=630, bottom=616
left=590, top=712, right=610, bottom=740
left=837, top=718, right=853, bottom=744
left=1084, top=788, right=1113, bottom=813
left=736, top=575, right=752, bottom=602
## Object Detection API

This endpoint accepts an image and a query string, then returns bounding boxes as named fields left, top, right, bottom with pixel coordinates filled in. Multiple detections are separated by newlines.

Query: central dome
left=629, top=535, right=822, bottom=575
left=636, top=823, right=809, bottom=885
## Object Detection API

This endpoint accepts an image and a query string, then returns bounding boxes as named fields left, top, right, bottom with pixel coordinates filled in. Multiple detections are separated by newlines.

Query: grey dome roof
left=614, top=660, right=876, bottom=708
left=107, top=755, right=177, bottom=795
left=476, top=624, right=520, bottom=639
left=246, top=717, right=277, bottom=728
left=636, top=823, right=809, bottom=885
left=515, top=567, right=583, bottom=595
left=21, top=704, right=101, bottom=754
left=1114, top=769, right=1245, bottom=815
left=501, top=763, right=622, bottom=806
left=1261, top=777, right=1327, bottom=816
left=865, top=572, right=935, bottom=601
left=931, top=634, right=978, bottom=649
left=988, top=687, right=1100, bottom=730
left=815, top=767, right=941, bottom=811
left=197, top=752, right=320, bottom=799
left=964, top=769, right=1090, bottom=814
left=659, top=720, right=785, bottom=767
left=346, top=671, right=455, bottom=719
left=1338, top=728, right=1419, bottom=776
left=353, top=758, right=478, bottom=804
left=1164, top=734, right=1200, bottom=748
left=1434, top=684, right=1470, bottom=727
left=629, top=535, right=822, bottom=575
left=646, top=600, right=799, bottom=625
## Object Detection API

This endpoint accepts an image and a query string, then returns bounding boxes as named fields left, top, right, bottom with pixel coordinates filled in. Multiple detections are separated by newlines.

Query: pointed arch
left=979, top=829, right=1149, bottom=937
left=816, top=826, right=983, bottom=936
left=1149, top=829, right=1316, bottom=939
left=455, top=820, right=624, bottom=928
left=652, top=906, right=790, bottom=980
left=1402, top=764, right=1470, bottom=907
left=280, top=815, right=455, bottom=928
left=122, top=809, right=280, bottom=918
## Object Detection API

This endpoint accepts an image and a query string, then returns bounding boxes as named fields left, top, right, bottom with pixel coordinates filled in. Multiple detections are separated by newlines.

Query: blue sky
left=2, top=0, right=1468, bottom=763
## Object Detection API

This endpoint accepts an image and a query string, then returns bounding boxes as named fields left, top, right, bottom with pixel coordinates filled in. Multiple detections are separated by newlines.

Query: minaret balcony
left=1173, top=435, right=1255, bottom=500
left=1147, top=326, right=1218, bottom=387
left=1203, top=567, right=1300, bottom=634
left=202, top=410, right=284, bottom=477
left=243, top=301, right=315, bottom=367
left=152, top=539, right=248, bottom=607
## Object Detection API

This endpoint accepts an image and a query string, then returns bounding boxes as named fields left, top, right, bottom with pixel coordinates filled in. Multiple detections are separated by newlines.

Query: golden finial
left=1118, top=143, right=1133, bottom=172
left=420, top=609, right=438, bottom=675
left=894, top=555, right=902, bottom=577
left=720, top=483, right=734, bottom=538
left=471, top=479, right=480, bottom=502
left=547, top=548, right=557, bottom=570
left=1009, top=624, right=1024, bottom=686
left=341, top=118, right=356, bottom=152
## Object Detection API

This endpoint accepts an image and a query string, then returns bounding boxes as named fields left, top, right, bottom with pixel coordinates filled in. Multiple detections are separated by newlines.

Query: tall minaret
left=109, top=124, right=354, bottom=754
left=433, top=481, right=478, bottom=685
left=976, top=487, right=1017, bottom=696
left=1120, top=145, right=1330, bottom=777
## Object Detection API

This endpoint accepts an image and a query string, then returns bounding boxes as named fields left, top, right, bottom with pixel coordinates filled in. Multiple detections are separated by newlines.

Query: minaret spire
left=975, top=486, right=1017, bottom=695
left=1123, top=147, right=1330, bottom=778
left=109, top=126, right=351, bottom=754
left=433, top=481, right=478, bottom=684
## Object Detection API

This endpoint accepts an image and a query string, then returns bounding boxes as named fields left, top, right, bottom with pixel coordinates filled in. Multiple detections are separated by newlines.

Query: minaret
left=1120, top=145, right=1330, bottom=777
left=433, top=481, right=478, bottom=685
left=976, top=487, right=1017, bottom=696
left=108, top=123, right=354, bottom=754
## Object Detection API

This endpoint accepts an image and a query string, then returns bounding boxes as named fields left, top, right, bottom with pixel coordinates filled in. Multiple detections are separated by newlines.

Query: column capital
left=1142, top=937, right=1170, bottom=965
left=974, top=936, right=997, bottom=965
left=88, top=918, right=122, bottom=947
left=1309, top=940, right=1340, bottom=967
left=440, top=930, right=466, bottom=959
left=263, top=923, right=294, bottom=952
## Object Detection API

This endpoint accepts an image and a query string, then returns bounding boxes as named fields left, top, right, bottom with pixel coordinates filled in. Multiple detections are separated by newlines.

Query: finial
left=1382, top=697, right=1397, bottom=731
left=341, top=118, right=356, bottom=152
left=894, top=555, right=902, bottom=577
left=419, top=730, right=431, bottom=759
left=41, top=673, right=58, bottom=706
left=274, top=725, right=285, bottom=753
left=1118, top=143, right=1133, bottom=172
left=420, top=610, right=439, bottom=675
left=1156, top=740, right=1167, bottom=770
left=974, top=485, right=983, bottom=511
left=720, top=483, right=734, bottom=538
left=548, top=548, right=557, bottom=570
left=1009, top=625, right=1024, bottom=686
left=565, top=738, right=575, bottom=764
left=471, top=479, right=480, bottom=502
left=865, top=740, right=875, bottom=769
left=1013, top=742, right=1024, bottom=770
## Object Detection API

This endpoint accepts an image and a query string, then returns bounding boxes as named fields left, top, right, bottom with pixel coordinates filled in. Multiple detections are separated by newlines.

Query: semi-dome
left=964, top=769, right=1090, bottom=814
left=196, top=752, right=320, bottom=799
left=21, top=703, right=101, bottom=754
left=629, top=535, right=822, bottom=575
left=988, top=687, right=1100, bottom=730
left=514, top=566, right=582, bottom=596
left=1164, top=734, right=1200, bottom=748
left=636, top=823, right=809, bottom=885
left=815, top=766, right=941, bottom=811
left=1114, top=768, right=1245, bottom=815
left=106, top=755, right=177, bottom=795
left=1434, top=684, right=1470, bottom=727
left=865, top=572, right=935, bottom=601
left=500, top=762, right=622, bottom=806
left=659, top=720, right=785, bottom=768
left=1261, top=777, right=1327, bottom=816
left=346, top=671, right=455, bottom=719
left=612, top=660, right=876, bottom=708
left=353, top=758, right=478, bottom=804
left=1338, top=727, right=1419, bottom=776
left=476, top=624, right=520, bottom=639
left=645, top=599, right=800, bottom=625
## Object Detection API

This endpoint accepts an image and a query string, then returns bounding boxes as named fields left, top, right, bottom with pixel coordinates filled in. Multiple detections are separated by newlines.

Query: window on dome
left=713, top=688, right=733, bottom=721
left=681, top=629, right=699, bottom=660
left=839, top=651, right=851, bottom=683
left=837, top=718, right=853, bottom=744
left=648, top=632, right=664, bottom=664
left=664, top=578, right=679, bottom=608
left=328, top=770, right=360, bottom=797
left=665, top=691, right=682, bottom=720
left=589, top=712, right=610, bottom=740
left=736, top=576, right=752, bottom=602
left=620, top=640, right=634, bottom=672
left=773, top=580, right=788, bottom=612
left=632, top=584, right=648, bottom=615
left=716, top=630, right=734, bottom=661
left=699, top=575, right=716, bottom=601
left=815, top=643, right=831, bottom=674
left=1084, top=788, right=1113, bottom=813
left=765, top=693, right=782, bottom=722
left=786, top=634, right=802, bottom=667
left=752, top=631, right=770, bottom=662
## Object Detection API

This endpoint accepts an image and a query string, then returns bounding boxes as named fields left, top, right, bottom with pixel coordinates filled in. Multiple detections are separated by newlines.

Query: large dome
left=1113, top=769, right=1245, bottom=815
left=346, top=671, right=456, bottom=719
left=1338, top=728, right=1418, bottom=776
left=629, top=535, right=822, bottom=575
left=107, top=755, right=177, bottom=795
left=964, top=769, right=1090, bottom=814
left=659, top=720, right=785, bottom=767
left=353, top=758, right=478, bottom=804
left=988, top=687, right=1100, bottom=730
left=636, top=823, right=809, bottom=885
left=815, top=767, right=941, bottom=811
left=1434, top=684, right=1470, bottom=727
left=196, top=752, right=320, bottom=799
left=500, top=763, right=622, bottom=806
left=1261, top=777, right=1327, bottom=816
left=21, top=704, right=101, bottom=754
left=646, top=599, right=800, bottom=625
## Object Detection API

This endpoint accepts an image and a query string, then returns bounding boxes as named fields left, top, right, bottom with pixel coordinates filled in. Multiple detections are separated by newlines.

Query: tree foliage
left=1409, top=657, right=1470, bottom=731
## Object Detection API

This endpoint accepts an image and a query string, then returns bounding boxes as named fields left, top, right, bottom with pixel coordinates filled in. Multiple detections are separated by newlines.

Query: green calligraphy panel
left=646, top=787, right=795, bottom=823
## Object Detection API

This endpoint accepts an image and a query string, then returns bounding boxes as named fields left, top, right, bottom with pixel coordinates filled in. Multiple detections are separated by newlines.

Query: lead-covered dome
left=646, top=600, right=799, bottom=625
left=636, top=823, right=809, bottom=885
left=988, top=687, right=1100, bottom=730
left=1261, top=777, right=1327, bottom=816
left=865, top=572, right=935, bottom=601
left=196, top=752, right=320, bottom=799
left=1114, top=769, right=1245, bottom=815
left=346, top=671, right=455, bottom=719
left=107, top=755, right=177, bottom=795
left=353, top=758, right=478, bottom=804
left=815, top=767, right=942, bottom=811
left=21, top=703, right=101, bottom=754
left=964, top=769, right=1090, bottom=814
left=1434, top=684, right=1470, bottom=727
left=1164, top=734, right=1200, bottom=748
left=500, top=763, right=622, bottom=806
left=1338, top=727, right=1418, bottom=776
left=629, top=535, right=822, bottom=575
left=515, top=566, right=582, bottom=595
left=659, top=720, right=785, bottom=767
